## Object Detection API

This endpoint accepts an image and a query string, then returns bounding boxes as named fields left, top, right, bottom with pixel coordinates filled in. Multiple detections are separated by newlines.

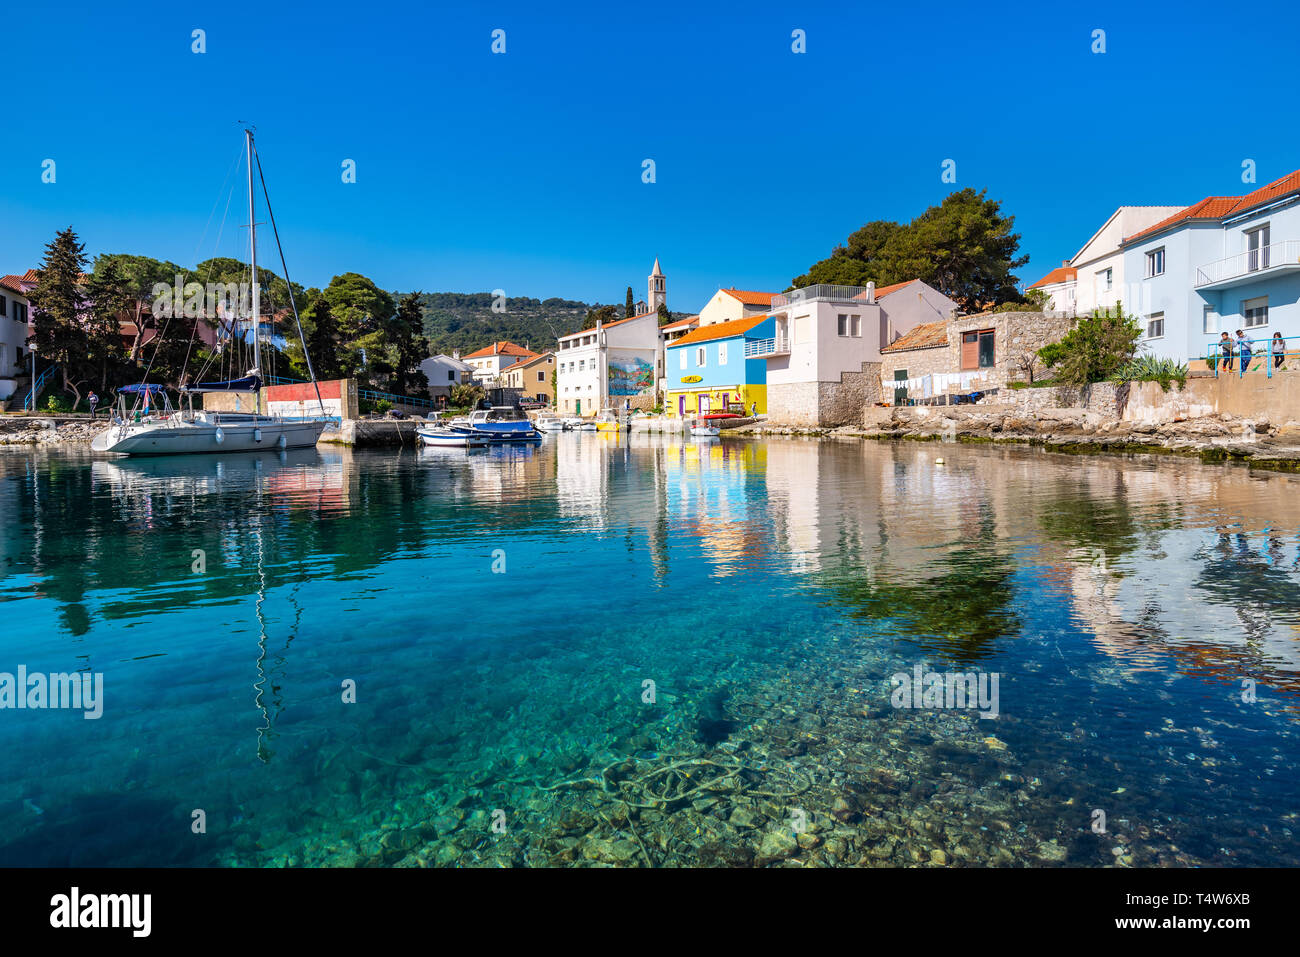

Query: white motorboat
left=534, top=412, right=567, bottom=432
left=569, top=418, right=598, bottom=431
left=92, top=129, right=331, bottom=457
left=417, top=427, right=489, bottom=448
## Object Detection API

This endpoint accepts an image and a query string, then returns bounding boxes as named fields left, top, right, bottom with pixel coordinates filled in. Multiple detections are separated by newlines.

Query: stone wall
left=769, top=363, right=881, bottom=427
left=880, top=312, right=1077, bottom=398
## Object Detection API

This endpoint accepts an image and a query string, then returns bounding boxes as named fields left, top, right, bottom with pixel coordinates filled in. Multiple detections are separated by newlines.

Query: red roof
left=501, top=352, right=553, bottom=373
left=880, top=320, right=950, bottom=354
left=1124, top=169, right=1300, bottom=245
left=869, top=279, right=920, bottom=299
left=660, top=314, right=699, bottom=331
left=462, top=340, right=538, bottom=360
left=720, top=288, right=776, bottom=306
left=0, top=276, right=27, bottom=295
left=1029, top=266, right=1077, bottom=289
left=670, top=314, right=768, bottom=346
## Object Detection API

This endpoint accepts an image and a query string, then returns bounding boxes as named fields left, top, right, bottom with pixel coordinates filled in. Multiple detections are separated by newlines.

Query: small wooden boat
left=417, top=427, right=489, bottom=448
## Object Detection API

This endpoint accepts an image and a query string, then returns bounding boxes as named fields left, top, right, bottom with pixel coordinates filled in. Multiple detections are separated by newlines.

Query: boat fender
left=214, top=428, right=224, bottom=445
left=254, top=428, right=263, bottom=442
left=277, top=433, right=287, bottom=449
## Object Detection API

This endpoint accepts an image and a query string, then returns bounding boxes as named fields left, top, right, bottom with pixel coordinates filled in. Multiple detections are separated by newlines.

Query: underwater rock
left=755, top=830, right=799, bottom=866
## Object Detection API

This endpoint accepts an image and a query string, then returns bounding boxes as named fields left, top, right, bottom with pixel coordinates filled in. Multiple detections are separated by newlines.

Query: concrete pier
left=320, top=418, right=422, bottom=447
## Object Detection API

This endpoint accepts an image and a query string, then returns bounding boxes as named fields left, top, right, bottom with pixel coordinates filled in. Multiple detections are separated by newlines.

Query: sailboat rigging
left=92, top=128, right=329, bottom=455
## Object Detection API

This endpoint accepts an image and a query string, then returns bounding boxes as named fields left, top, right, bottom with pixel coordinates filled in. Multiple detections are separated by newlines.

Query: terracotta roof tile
left=1029, top=266, right=1077, bottom=289
left=557, top=311, right=658, bottom=340
left=721, top=288, right=776, bottom=306
left=660, top=314, right=699, bottom=331
left=880, top=320, right=949, bottom=354
left=1124, top=169, right=1300, bottom=245
left=669, top=314, right=768, bottom=347
left=462, top=340, right=538, bottom=360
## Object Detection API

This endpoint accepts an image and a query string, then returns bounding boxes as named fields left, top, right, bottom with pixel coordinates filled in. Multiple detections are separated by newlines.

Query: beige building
left=462, top=340, right=539, bottom=385
left=697, top=288, right=776, bottom=327
left=500, top=351, right=556, bottom=403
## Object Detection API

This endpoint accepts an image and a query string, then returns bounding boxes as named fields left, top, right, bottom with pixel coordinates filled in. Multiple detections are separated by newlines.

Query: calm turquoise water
left=2, top=435, right=1299, bottom=867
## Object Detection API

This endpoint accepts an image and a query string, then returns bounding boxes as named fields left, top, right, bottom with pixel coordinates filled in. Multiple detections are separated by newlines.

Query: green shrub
left=1037, top=303, right=1142, bottom=386
left=45, top=393, right=73, bottom=413
left=1109, top=355, right=1188, bottom=392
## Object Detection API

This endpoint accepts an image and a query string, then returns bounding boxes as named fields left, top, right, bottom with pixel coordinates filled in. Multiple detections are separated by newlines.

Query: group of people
left=1215, top=330, right=1288, bottom=372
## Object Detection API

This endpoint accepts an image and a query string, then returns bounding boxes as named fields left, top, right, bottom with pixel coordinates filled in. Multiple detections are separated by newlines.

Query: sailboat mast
left=246, top=128, right=260, bottom=376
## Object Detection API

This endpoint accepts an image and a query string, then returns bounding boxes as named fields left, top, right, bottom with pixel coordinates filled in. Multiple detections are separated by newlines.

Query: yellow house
left=500, top=351, right=556, bottom=403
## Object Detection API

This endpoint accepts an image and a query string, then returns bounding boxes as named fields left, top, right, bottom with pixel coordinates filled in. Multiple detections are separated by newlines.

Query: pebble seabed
left=210, top=619, right=1295, bottom=869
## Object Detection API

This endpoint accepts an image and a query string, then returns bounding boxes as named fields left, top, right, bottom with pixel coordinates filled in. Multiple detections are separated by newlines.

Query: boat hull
left=92, top=418, right=328, bottom=456
left=418, top=428, right=489, bottom=448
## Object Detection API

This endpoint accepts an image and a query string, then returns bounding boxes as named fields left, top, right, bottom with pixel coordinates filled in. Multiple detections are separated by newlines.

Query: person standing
left=1272, top=331, right=1286, bottom=370
left=1236, top=330, right=1253, bottom=372
left=87, top=390, right=98, bottom=419
left=1218, top=332, right=1234, bottom=371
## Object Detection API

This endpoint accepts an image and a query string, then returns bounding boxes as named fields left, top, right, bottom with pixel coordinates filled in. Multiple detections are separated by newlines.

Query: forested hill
left=400, top=291, right=592, bottom=355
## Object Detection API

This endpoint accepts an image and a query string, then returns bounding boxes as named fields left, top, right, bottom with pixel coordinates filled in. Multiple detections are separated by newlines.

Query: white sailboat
left=92, top=129, right=330, bottom=456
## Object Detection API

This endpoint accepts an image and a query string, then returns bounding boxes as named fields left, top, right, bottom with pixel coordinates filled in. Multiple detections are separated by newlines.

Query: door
left=575, top=399, right=581, bottom=415
left=893, top=369, right=908, bottom=405
left=699, top=395, right=711, bottom=413
left=678, top=395, right=686, bottom=416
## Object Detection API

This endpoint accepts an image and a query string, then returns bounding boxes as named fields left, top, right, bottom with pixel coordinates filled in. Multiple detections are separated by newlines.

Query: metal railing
left=1194, top=240, right=1300, bottom=287
left=770, top=284, right=873, bottom=309
left=744, top=335, right=791, bottom=357
left=23, top=364, right=58, bottom=412
left=1205, top=335, right=1297, bottom=379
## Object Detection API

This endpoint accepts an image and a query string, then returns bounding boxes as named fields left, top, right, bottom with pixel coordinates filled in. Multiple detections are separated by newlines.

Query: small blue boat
left=449, top=407, right=543, bottom=443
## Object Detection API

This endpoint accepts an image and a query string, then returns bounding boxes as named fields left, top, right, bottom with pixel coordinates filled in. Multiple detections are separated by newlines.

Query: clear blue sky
left=3, top=0, right=1297, bottom=313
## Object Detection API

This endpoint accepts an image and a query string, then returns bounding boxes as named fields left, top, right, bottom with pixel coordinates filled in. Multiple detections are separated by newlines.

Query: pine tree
left=29, top=227, right=91, bottom=408
left=625, top=286, right=635, bottom=317
left=657, top=301, right=671, bottom=325
left=83, top=258, right=130, bottom=394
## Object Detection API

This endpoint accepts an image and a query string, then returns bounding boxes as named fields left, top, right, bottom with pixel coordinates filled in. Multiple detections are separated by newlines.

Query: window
left=1243, top=296, right=1269, bottom=328
left=1146, top=312, right=1164, bottom=339
left=696, top=346, right=706, bottom=367
left=537, top=370, right=545, bottom=381
left=1246, top=224, right=1270, bottom=272
left=679, top=350, right=686, bottom=370
left=960, top=329, right=996, bottom=370
left=1097, top=268, right=1113, bottom=293
left=447, top=370, right=455, bottom=381
left=837, top=314, right=848, bottom=336
left=717, top=342, right=728, bottom=364
left=579, top=359, right=585, bottom=371
left=1145, top=248, right=1165, bottom=278
left=1203, top=305, right=1218, bottom=334
left=0, top=295, right=6, bottom=314
left=851, top=314, right=861, bottom=337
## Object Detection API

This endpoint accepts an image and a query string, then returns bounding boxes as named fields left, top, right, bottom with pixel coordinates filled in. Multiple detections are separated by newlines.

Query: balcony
left=744, top=334, right=790, bottom=358
left=1194, top=240, right=1300, bottom=290
left=769, top=284, right=874, bottom=310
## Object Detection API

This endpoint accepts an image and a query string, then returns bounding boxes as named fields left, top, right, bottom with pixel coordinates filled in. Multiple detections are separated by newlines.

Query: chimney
left=865, top=281, right=876, bottom=304
left=453, top=349, right=460, bottom=360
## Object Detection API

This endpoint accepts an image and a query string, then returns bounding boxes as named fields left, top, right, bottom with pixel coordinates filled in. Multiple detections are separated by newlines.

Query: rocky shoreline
left=738, top=409, right=1300, bottom=473
left=0, top=417, right=102, bottom=446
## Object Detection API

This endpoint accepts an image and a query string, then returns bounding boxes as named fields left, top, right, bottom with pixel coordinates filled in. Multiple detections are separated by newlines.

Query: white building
left=460, top=340, right=538, bottom=386
left=1027, top=206, right=1184, bottom=316
left=0, top=272, right=34, bottom=405
left=557, top=311, right=659, bottom=416
left=418, top=352, right=474, bottom=400
left=755, top=279, right=958, bottom=426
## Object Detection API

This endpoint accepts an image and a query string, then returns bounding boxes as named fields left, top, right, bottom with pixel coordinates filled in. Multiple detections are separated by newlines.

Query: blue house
left=664, top=314, right=775, bottom=416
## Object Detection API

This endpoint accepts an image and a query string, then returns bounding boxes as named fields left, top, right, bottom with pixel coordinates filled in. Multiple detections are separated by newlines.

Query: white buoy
left=214, top=428, right=224, bottom=445
left=253, top=427, right=262, bottom=442
left=277, top=433, right=287, bottom=449
left=935, top=456, right=945, bottom=465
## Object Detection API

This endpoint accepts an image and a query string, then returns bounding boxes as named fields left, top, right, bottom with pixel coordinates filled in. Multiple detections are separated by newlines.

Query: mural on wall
left=608, top=355, right=655, bottom=396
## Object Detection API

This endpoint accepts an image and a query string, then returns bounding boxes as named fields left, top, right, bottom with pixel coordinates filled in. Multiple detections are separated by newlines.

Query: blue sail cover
left=181, top=375, right=263, bottom=393
left=119, top=383, right=167, bottom=394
